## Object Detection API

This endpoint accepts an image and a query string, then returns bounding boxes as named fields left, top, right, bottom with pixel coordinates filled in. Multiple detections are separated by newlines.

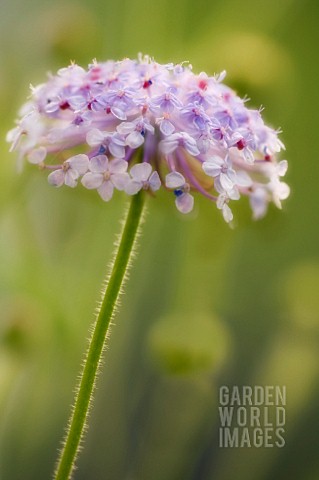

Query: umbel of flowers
left=7, top=55, right=289, bottom=222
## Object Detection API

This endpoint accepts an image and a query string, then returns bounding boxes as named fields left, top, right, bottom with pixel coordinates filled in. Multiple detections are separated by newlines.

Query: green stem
left=54, top=191, right=145, bottom=480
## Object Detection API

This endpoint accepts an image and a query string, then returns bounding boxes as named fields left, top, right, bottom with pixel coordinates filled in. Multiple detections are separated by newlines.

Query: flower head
left=7, top=55, right=289, bottom=222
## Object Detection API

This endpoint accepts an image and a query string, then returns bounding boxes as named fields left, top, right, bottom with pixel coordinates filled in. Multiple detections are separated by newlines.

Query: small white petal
left=160, top=119, right=175, bottom=136
left=68, top=95, right=87, bottom=110
left=109, top=142, right=125, bottom=158
left=278, top=182, right=290, bottom=199
left=214, top=177, right=224, bottom=194
left=86, top=128, right=105, bottom=147
left=159, top=139, right=178, bottom=155
left=48, top=169, right=65, bottom=187
left=197, top=136, right=210, bottom=154
left=68, top=154, right=89, bottom=174
left=269, top=179, right=290, bottom=208
left=130, top=163, right=152, bottom=182
left=235, top=170, right=253, bottom=187
left=185, top=141, right=200, bottom=157
left=225, top=155, right=233, bottom=168
left=111, top=135, right=126, bottom=147
left=109, top=159, right=128, bottom=174
left=209, top=156, right=224, bottom=167
left=111, top=107, right=127, bottom=120
left=220, top=172, right=234, bottom=191
left=64, top=169, right=79, bottom=188
left=250, top=188, right=268, bottom=220
left=97, top=180, right=114, bottom=201
left=90, top=155, right=108, bottom=173
left=216, top=70, right=227, bottom=82
left=277, top=160, right=288, bottom=177
left=149, top=171, right=161, bottom=191
left=126, top=131, right=144, bottom=149
left=242, top=148, right=255, bottom=164
left=202, top=162, right=221, bottom=178
left=230, top=132, right=242, bottom=144
left=228, top=186, right=240, bottom=200
left=111, top=172, right=130, bottom=190
left=165, top=171, right=185, bottom=189
left=175, top=193, right=194, bottom=214
left=222, top=204, right=233, bottom=223
left=28, top=147, right=47, bottom=164
left=227, top=168, right=237, bottom=184
left=217, top=194, right=226, bottom=210
left=6, top=127, right=21, bottom=150
left=45, top=100, right=59, bottom=113
left=125, top=180, right=142, bottom=195
left=81, top=172, right=103, bottom=189
left=116, top=122, right=135, bottom=135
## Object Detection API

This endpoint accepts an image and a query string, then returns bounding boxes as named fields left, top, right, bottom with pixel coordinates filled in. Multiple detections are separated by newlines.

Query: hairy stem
left=54, top=191, right=145, bottom=480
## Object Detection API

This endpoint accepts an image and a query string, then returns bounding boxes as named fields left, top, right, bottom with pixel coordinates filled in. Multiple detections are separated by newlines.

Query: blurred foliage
left=147, top=312, right=230, bottom=375
left=1, top=0, right=319, bottom=479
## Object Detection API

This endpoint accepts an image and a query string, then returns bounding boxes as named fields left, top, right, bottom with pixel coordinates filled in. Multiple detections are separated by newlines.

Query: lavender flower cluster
left=7, top=55, right=289, bottom=222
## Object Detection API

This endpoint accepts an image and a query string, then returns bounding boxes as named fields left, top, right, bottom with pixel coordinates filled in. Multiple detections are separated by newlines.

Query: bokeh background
left=1, top=0, right=319, bottom=479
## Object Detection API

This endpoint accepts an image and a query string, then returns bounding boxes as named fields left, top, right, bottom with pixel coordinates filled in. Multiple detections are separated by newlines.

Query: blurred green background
left=1, top=0, right=319, bottom=479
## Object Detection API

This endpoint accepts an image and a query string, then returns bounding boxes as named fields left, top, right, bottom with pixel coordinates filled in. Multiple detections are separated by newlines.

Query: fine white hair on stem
left=54, top=193, right=146, bottom=480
